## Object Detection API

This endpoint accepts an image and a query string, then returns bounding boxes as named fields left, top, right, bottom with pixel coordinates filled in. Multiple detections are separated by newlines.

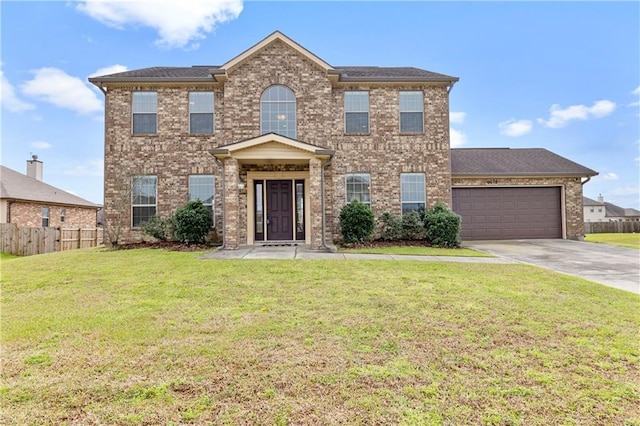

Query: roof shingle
left=451, top=148, right=598, bottom=177
left=1, top=165, right=99, bottom=208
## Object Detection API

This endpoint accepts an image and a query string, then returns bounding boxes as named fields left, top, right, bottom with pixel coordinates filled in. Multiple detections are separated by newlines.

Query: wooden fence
left=584, top=221, right=640, bottom=234
left=0, top=224, right=103, bottom=256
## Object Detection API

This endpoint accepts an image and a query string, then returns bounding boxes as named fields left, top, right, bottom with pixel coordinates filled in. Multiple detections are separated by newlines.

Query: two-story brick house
left=89, top=31, right=596, bottom=249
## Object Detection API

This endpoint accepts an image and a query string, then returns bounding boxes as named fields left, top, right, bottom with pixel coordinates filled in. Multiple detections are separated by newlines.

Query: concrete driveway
left=465, top=239, right=640, bottom=294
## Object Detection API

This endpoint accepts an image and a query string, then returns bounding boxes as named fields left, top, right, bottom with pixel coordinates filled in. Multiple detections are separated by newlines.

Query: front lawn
left=339, top=245, right=492, bottom=257
left=585, top=233, right=640, bottom=249
left=2, top=248, right=639, bottom=425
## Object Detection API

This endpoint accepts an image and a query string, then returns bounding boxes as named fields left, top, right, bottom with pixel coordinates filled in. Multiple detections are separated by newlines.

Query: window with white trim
left=261, top=85, right=296, bottom=138
left=189, top=175, right=214, bottom=221
left=132, top=175, right=157, bottom=227
left=60, top=208, right=66, bottom=223
left=401, top=173, right=426, bottom=214
left=399, top=91, right=424, bottom=133
left=189, top=92, right=214, bottom=134
left=345, top=91, right=369, bottom=133
left=346, top=173, right=371, bottom=206
left=42, top=207, right=50, bottom=227
left=132, top=92, right=157, bottom=134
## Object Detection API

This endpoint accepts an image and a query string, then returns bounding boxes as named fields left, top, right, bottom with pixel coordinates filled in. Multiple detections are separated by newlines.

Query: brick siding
left=8, top=202, right=97, bottom=228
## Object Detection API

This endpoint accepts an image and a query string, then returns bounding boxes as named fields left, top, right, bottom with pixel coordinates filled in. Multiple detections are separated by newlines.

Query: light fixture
left=277, top=114, right=286, bottom=120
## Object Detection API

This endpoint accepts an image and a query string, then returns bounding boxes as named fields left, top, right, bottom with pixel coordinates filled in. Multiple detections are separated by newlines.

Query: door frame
left=246, top=171, right=311, bottom=245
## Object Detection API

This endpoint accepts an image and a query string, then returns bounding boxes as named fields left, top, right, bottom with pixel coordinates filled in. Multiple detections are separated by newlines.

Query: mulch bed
left=113, top=241, right=218, bottom=252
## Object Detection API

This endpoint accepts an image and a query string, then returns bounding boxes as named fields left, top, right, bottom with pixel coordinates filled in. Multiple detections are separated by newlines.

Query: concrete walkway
left=200, top=244, right=515, bottom=264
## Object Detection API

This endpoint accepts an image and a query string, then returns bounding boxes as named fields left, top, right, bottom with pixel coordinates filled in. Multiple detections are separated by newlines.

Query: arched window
left=261, top=85, right=296, bottom=139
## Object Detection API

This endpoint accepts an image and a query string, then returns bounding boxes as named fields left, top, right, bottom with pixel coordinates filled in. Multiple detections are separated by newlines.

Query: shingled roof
left=451, top=148, right=598, bottom=177
left=0, top=165, right=99, bottom=208
left=89, top=64, right=457, bottom=83
left=88, top=31, right=457, bottom=85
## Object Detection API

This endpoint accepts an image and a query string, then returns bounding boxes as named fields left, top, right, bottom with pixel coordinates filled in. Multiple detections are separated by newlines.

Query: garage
left=452, top=186, right=562, bottom=240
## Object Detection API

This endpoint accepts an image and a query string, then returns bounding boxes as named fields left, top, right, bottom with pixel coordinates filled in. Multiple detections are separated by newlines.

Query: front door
left=266, top=180, right=293, bottom=240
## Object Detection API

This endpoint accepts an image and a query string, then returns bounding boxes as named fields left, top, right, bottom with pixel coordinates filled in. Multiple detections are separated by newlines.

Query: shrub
left=339, top=200, right=375, bottom=244
left=141, top=216, right=175, bottom=241
left=378, top=212, right=402, bottom=241
left=424, top=202, right=461, bottom=247
left=173, top=200, right=213, bottom=244
left=401, top=210, right=424, bottom=240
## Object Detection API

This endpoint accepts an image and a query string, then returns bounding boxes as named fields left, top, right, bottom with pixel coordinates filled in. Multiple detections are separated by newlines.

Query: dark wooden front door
left=267, top=180, right=293, bottom=240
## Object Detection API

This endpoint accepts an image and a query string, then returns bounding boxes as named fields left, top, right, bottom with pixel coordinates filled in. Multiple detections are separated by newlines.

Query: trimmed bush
left=173, top=200, right=213, bottom=244
left=340, top=200, right=375, bottom=244
left=424, top=202, right=461, bottom=247
left=141, top=216, right=175, bottom=241
left=401, top=210, right=424, bottom=240
left=378, top=212, right=402, bottom=241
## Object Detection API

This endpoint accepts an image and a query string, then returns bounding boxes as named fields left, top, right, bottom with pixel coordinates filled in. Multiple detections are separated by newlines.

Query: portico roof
left=210, top=133, right=334, bottom=164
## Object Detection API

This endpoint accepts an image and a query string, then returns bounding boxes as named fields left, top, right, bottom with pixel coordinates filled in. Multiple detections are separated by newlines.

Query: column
left=309, top=157, right=324, bottom=250
left=224, top=157, right=239, bottom=249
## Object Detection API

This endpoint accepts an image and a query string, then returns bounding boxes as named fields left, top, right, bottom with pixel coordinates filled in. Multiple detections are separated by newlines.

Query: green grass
left=1, top=252, right=20, bottom=261
left=2, top=248, right=639, bottom=425
left=339, top=245, right=492, bottom=257
left=585, top=233, right=640, bottom=249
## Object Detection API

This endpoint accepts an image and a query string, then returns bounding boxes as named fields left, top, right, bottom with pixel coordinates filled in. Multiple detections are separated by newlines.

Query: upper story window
left=401, top=173, right=426, bottom=214
left=346, top=173, right=371, bottom=206
left=345, top=91, right=369, bottom=133
left=132, top=92, right=157, bottom=134
left=399, top=91, right=424, bottom=133
left=132, top=175, right=157, bottom=227
left=189, top=92, right=214, bottom=134
left=189, top=175, right=215, bottom=221
left=261, top=85, right=296, bottom=138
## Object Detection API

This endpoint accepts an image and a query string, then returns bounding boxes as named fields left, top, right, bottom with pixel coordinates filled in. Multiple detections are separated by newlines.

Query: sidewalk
left=200, top=244, right=515, bottom=263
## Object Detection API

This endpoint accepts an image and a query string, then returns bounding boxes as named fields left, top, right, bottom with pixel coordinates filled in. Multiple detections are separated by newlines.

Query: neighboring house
left=89, top=31, right=597, bottom=248
left=0, top=157, right=100, bottom=228
left=584, top=195, right=640, bottom=222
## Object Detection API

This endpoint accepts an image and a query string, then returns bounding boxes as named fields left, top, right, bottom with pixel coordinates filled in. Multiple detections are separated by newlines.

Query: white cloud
left=498, top=119, right=532, bottom=137
left=63, top=158, right=104, bottom=177
left=634, top=157, right=640, bottom=164
left=76, top=0, right=243, bottom=49
left=602, top=172, right=619, bottom=181
left=450, top=128, right=466, bottom=148
left=30, top=141, right=52, bottom=150
left=21, top=67, right=102, bottom=114
left=610, top=186, right=640, bottom=196
left=450, top=111, right=466, bottom=124
left=537, top=100, right=616, bottom=128
left=89, top=64, right=128, bottom=78
left=1, top=66, right=35, bottom=112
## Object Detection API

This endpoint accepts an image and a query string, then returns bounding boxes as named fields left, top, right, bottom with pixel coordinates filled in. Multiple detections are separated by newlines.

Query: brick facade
left=7, top=202, right=97, bottom=228
left=100, top=37, right=453, bottom=247
left=96, top=32, right=590, bottom=247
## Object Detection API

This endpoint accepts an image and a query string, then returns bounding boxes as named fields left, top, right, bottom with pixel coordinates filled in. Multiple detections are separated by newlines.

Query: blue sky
left=2, top=1, right=639, bottom=209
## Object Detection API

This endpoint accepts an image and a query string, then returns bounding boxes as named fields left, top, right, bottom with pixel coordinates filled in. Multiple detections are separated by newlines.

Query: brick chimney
left=26, top=155, right=43, bottom=181
left=597, top=194, right=604, bottom=203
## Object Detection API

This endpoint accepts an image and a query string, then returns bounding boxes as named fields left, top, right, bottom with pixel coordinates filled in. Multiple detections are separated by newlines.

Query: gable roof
left=451, top=148, right=598, bottom=177
left=0, top=165, right=99, bottom=208
left=583, top=196, right=603, bottom=206
left=211, top=133, right=333, bottom=159
left=89, top=31, right=458, bottom=86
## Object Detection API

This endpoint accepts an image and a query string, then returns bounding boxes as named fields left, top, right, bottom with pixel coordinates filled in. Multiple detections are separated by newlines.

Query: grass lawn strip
left=338, top=245, right=493, bottom=257
left=585, top=233, right=640, bottom=249
left=2, top=248, right=639, bottom=425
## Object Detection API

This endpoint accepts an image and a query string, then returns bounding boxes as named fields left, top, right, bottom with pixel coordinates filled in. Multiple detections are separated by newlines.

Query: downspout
left=321, top=156, right=334, bottom=251
left=214, top=156, right=226, bottom=249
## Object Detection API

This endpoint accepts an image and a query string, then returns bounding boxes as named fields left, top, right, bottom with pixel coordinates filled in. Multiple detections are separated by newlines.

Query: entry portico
left=211, top=133, right=333, bottom=250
